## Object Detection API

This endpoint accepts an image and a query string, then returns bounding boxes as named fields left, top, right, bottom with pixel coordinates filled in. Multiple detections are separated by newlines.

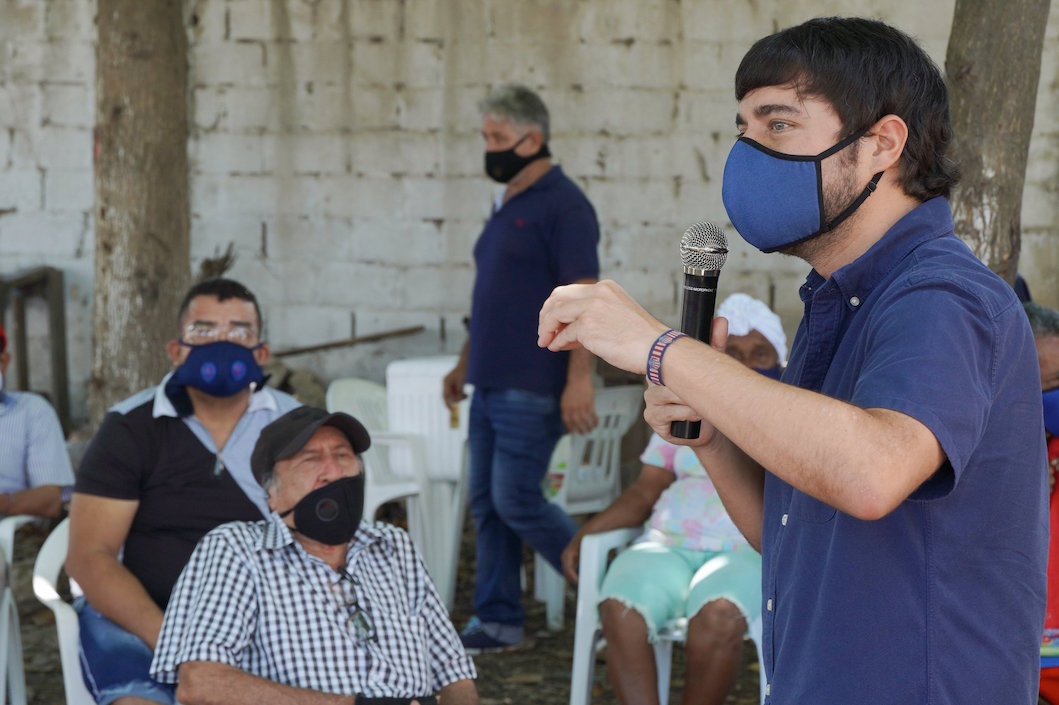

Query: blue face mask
left=1044, top=388, right=1059, bottom=437
left=165, top=341, right=267, bottom=415
left=721, top=132, right=883, bottom=253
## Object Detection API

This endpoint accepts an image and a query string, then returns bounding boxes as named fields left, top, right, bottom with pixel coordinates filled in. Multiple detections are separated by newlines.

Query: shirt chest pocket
left=372, top=610, right=427, bottom=654
left=787, top=489, right=838, bottom=524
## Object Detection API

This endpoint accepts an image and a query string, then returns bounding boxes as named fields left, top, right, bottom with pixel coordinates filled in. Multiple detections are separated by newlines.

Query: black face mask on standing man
left=484, top=134, right=551, bottom=184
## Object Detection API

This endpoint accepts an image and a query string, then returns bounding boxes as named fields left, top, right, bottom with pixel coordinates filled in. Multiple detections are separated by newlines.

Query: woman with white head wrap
left=717, top=292, right=787, bottom=366
left=561, top=293, right=786, bottom=705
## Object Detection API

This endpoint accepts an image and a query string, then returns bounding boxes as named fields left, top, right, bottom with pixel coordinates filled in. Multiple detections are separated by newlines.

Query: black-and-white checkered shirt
left=150, top=514, right=476, bottom=698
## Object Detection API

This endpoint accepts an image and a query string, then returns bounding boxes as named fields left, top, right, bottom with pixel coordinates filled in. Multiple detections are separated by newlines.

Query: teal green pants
left=598, top=542, right=761, bottom=642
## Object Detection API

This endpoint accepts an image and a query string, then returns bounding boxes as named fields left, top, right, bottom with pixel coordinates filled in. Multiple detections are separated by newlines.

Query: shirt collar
left=801, top=197, right=954, bottom=303
left=529, top=164, right=562, bottom=192
left=152, top=371, right=278, bottom=419
left=493, top=165, right=563, bottom=214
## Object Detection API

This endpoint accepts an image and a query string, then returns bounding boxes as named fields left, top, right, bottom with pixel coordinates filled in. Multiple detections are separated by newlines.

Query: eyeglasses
left=182, top=323, right=259, bottom=346
left=333, top=571, right=377, bottom=644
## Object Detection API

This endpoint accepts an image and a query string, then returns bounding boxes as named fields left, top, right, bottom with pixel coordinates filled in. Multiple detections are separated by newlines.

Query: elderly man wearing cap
left=561, top=293, right=784, bottom=705
left=150, top=406, right=478, bottom=705
left=0, top=322, right=74, bottom=519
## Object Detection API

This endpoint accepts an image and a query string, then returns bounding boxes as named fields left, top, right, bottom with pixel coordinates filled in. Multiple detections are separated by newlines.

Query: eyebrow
left=735, top=103, right=802, bottom=128
left=188, top=319, right=254, bottom=328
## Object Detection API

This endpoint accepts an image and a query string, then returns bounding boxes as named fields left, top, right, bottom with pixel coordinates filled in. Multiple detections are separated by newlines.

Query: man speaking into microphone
left=538, top=17, right=1045, bottom=705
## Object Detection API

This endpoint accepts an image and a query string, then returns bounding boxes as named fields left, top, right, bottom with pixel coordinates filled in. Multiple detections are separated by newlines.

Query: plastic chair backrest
left=326, top=380, right=428, bottom=561
left=31, top=518, right=94, bottom=705
left=325, top=378, right=388, bottom=432
left=548, top=385, right=643, bottom=511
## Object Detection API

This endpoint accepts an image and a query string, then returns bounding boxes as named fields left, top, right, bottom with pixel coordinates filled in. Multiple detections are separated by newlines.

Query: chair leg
left=569, top=626, right=601, bottom=705
left=534, top=555, right=565, bottom=631
left=653, top=640, right=673, bottom=705
left=2, top=589, right=27, bottom=705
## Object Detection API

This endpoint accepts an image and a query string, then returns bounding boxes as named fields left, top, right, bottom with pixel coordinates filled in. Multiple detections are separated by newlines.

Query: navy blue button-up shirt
left=762, top=197, right=1047, bottom=704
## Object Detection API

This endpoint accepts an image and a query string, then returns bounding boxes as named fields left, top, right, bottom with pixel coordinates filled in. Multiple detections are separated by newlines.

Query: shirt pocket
left=787, top=489, right=837, bottom=524
left=372, top=610, right=428, bottom=657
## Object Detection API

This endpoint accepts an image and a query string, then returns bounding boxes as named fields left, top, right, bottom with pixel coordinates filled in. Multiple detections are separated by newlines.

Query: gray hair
left=479, top=83, right=550, bottom=142
left=1024, top=302, right=1059, bottom=338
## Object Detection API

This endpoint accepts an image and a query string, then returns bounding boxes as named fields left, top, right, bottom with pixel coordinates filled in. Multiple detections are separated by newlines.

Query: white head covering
left=717, top=293, right=787, bottom=364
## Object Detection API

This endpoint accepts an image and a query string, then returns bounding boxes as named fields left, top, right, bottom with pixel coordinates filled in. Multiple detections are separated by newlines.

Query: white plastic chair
left=31, top=517, right=94, bottom=705
left=325, top=378, right=431, bottom=557
left=0, top=515, right=34, bottom=705
left=384, top=356, right=472, bottom=613
left=534, top=385, right=645, bottom=629
left=325, top=378, right=389, bottom=432
left=569, top=528, right=765, bottom=705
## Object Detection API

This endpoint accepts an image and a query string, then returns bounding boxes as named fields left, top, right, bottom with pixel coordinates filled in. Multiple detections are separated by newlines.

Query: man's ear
left=253, top=342, right=270, bottom=366
left=165, top=340, right=183, bottom=366
left=0, top=350, right=10, bottom=375
left=868, top=114, right=908, bottom=172
left=516, top=127, right=544, bottom=156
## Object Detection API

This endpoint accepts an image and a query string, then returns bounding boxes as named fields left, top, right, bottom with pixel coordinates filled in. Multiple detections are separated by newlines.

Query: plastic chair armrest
left=0, top=515, right=38, bottom=565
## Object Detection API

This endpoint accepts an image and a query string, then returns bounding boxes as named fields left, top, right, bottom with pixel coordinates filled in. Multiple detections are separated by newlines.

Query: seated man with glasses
left=150, top=406, right=479, bottom=705
left=67, top=278, right=300, bottom=705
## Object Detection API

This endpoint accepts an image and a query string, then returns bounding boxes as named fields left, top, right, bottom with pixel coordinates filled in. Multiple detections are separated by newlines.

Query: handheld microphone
left=670, top=221, right=728, bottom=440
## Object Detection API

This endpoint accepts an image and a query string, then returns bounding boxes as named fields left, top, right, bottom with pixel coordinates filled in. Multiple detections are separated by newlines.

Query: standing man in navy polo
left=443, top=83, right=600, bottom=653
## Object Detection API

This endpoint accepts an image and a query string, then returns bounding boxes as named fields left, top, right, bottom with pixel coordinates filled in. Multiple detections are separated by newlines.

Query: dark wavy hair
left=177, top=278, right=263, bottom=334
left=735, top=17, right=960, bottom=200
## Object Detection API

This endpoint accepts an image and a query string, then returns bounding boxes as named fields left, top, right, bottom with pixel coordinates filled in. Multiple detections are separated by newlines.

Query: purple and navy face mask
left=755, top=365, right=783, bottom=381
left=164, top=341, right=266, bottom=415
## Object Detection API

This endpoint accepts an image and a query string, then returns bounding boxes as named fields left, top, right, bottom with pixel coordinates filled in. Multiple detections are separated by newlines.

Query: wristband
left=646, top=329, right=685, bottom=386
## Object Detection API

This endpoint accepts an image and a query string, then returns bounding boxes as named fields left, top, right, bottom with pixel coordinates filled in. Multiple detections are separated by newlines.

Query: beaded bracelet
left=646, top=329, right=686, bottom=386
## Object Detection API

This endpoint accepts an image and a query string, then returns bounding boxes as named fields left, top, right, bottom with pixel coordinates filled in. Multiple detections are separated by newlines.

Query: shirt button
left=767, top=598, right=773, bottom=611
left=850, top=295, right=861, bottom=307
left=781, top=513, right=788, bottom=526
left=766, top=683, right=771, bottom=696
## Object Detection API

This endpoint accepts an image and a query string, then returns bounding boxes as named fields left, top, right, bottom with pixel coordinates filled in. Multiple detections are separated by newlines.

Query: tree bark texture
left=91, top=0, right=190, bottom=426
left=945, top=0, right=1051, bottom=284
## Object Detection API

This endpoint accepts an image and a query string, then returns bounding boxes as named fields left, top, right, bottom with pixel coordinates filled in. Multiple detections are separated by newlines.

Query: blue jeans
left=75, top=597, right=177, bottom=705
left=468, top=387, right=577, bottom=625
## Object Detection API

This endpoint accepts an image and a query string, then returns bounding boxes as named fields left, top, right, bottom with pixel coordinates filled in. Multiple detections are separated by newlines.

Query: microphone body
left=669, top=222, right=728, bottom=440
left=669, top=267, right=720, bottom=439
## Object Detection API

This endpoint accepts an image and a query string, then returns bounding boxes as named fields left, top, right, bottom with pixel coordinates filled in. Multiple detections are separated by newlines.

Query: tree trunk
left=90, top=0, right=190, bottom=426
left=945, top=0, right=1051, bottom=284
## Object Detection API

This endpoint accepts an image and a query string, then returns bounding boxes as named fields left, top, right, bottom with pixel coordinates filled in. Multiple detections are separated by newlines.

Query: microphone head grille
left=680, top=221, right=728, bottom=270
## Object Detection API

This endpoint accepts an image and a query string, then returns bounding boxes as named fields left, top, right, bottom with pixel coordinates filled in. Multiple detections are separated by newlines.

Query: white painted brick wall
left=0, top=0, right=1057, bottom=428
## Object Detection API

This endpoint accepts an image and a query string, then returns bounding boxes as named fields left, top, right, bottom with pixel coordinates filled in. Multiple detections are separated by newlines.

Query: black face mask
left=279, top=475, right=365, bottom=545
left=484, top=135, right=551, bottom=183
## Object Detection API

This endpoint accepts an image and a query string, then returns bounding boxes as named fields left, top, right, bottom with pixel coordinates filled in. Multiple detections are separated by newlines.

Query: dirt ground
left=10, top=516, right=761, bottom=705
